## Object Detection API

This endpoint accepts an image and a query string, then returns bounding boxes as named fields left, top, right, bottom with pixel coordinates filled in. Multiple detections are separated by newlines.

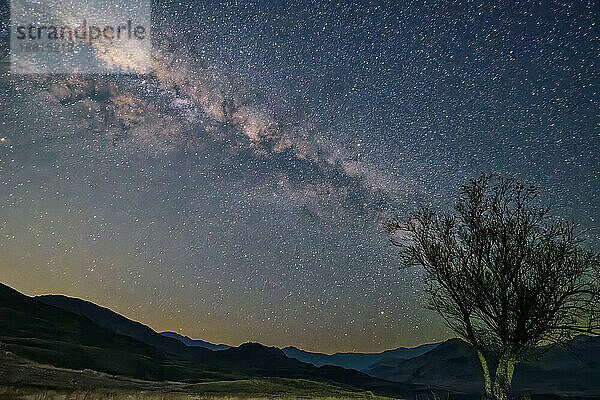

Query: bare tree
left=385, top=175, right=600, bottom=400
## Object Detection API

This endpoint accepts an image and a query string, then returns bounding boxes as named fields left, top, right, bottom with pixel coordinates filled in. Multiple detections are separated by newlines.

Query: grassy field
left=0, top=384, right=388, bottom=400
left=0, top=350, right=395, bottom=400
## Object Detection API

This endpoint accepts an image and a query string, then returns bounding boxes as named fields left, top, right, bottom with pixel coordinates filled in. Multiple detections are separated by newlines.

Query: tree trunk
left=476, top=349, right=493, bottom=399
left=492, top=350, right=516, bottom=400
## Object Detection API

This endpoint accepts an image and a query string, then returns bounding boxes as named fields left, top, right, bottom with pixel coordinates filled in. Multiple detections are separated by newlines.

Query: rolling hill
left=0, top=282, right=239, bottom=382
left=366, top=336, right=600, bottom=398
left=366, top=338, right=484, bottom=393
left=0, top=347, right=391, bottom=400
left=36, top=294, right=211, bottom=358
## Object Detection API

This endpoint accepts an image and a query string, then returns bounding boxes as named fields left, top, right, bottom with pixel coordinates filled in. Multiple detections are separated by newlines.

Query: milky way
left=0, top=0, right=598, bottom=352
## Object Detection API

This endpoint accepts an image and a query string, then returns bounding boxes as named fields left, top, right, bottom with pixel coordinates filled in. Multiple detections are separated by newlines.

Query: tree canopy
left=385, top=175, right=600, bottom=400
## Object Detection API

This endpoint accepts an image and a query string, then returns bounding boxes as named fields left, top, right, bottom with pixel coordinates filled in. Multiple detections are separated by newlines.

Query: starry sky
left=0, top=0, right=599, bottom=353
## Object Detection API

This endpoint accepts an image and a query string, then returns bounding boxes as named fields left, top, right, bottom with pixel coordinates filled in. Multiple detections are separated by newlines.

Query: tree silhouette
left=385, top=175, right=600, bottom=400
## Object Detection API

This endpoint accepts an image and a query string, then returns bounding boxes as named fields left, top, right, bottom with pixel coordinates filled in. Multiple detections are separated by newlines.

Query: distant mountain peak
left=238, top=342, right=282, bottom=353
left=159, top=331, right=230, bottom=351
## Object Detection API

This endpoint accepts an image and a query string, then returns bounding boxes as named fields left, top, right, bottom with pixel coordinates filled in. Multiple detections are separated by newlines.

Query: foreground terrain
left=3, top=282, right=600, bottom=399
left=0, top=282, right=420, bottom=398
left=0, top=349, right=392, bottom=400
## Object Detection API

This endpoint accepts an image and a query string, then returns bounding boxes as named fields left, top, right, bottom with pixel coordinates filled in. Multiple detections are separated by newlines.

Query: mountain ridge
left=36, top=294, right=211, bottom=358
left=160, top=330, right=231, bottom=351
left=0, top=282, right=421, bottom=398
left=282, top=343, right=440, bottom=372
left=366, top=335, right=600, bottom=397
left=0, top=283, right=230, bottom=382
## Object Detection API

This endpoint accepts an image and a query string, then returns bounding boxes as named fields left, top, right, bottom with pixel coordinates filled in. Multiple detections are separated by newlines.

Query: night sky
left=0, top=0, right=599, bottom=353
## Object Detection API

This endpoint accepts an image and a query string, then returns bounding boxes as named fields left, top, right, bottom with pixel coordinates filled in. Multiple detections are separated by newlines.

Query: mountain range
left=37, top=291, right=440, bottom=375
left=0, top=282, right=422, bottom=398
left=2, top=281, right=600, bottom=399
left=281, top=343, right=439, bottom=372
left=160, top=331, right=231, bottom=351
